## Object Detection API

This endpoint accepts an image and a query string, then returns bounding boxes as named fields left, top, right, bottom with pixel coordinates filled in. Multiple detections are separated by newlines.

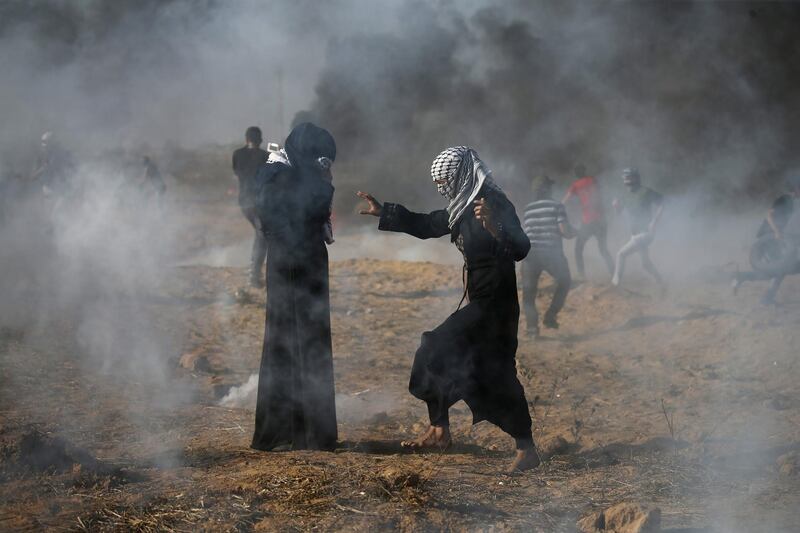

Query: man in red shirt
left=562, top=164, right=614, bottom=279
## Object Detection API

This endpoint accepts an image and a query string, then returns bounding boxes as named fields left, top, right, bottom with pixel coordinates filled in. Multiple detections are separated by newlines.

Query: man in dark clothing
left=250, top=123, right=338, bottom=452
left=232, top=126, right=269, bottom=287
left=732, top=177, right=800, bottom=304
left=357, top=145, right=539, bottom=473
left=562, top=164, right=614, bottom=279
left=523, top=175, right=576, bottom=336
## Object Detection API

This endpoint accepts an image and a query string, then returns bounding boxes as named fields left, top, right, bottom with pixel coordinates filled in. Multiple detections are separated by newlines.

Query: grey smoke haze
left=0, top=0, right=403, bottom=167
left=1, top=2, right=799, bottom=529
left=3, top=0, right=798, bottom=207
left=1, top=0, right=796, bottom=388
left=1, top=0, right=796, bottom=384
left=0, top=157, right=195, bottom=470
left=302, top=0, right=800, bottom=214
left=0, top=1, right=293, bottom=163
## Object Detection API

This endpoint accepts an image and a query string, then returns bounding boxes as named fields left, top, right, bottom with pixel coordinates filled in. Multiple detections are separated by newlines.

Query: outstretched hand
left=356, top=191, right=383, bottom=217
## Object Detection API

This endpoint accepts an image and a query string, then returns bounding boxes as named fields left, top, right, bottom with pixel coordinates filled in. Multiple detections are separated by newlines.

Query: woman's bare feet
left=401, top=425, right=452, bottom=451
left=506, top=447, right=541, bottom=473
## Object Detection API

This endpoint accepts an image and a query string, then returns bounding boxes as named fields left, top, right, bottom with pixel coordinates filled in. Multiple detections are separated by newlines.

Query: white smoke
left=219, top=372, right=258, bottom=408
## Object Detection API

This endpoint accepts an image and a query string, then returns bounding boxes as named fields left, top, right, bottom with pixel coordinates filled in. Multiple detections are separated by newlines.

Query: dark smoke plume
left=4, top=0, right=798, bottom=213
left=301, top=1, right=800, bottom=214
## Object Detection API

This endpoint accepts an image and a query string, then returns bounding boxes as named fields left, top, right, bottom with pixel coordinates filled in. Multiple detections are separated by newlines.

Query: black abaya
left=251, top=123, right=338, bottom=451
left=378, top=185, right=534, bottom=441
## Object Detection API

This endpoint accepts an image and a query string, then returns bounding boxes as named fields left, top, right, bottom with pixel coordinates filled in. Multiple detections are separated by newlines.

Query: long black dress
left=251, top=123, right=338, bottom=451
left=378, top=185, right=534, bottom=442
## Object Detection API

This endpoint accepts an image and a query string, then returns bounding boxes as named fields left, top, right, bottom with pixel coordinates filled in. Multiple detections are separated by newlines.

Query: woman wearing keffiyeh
left=357, top=146, right=540, bottom=472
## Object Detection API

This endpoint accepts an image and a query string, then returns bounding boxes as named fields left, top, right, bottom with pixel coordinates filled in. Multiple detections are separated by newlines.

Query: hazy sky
left=2, top=0, right=799, bottom=208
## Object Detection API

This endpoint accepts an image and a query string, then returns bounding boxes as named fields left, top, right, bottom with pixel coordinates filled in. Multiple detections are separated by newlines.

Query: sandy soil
left=2, top=197, right=800, bottom=532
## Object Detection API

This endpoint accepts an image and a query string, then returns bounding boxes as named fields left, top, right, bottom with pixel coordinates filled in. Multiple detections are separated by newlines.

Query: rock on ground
left=538, top=434, right=575, bottom=458
left=777, top=451, right=798, bottom=477
left=577, top=502, right=661, bottom=533
left=377, top=465, right=421, bottom=490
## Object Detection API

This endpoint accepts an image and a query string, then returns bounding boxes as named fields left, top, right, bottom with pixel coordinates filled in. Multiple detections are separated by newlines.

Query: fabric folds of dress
left=378, top=185, right=534, bottom=441
left=250, top=123, right=338, bottom=451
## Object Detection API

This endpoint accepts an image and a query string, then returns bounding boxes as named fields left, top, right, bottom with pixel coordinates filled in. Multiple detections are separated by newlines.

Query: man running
left=611, top=168, right=665, bottom=290
left=732, top=176, right=800, bottom=304
left=232, top=127, right=269, bottom=287
left=522, top=175, right=575, bottom=336
left=562, top=164, right=614, bottom=279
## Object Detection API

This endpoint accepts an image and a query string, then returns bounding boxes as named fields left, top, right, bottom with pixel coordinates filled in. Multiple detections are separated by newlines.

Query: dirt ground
left=2, top=193, right=800, bottom=532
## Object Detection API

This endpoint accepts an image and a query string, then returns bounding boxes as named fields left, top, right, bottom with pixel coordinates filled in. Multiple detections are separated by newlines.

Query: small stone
left=377, top=466, right=420, bottom=490
left=538, top=434, right=572, bottom=458
left=767, top=394, right=792, bottom=411
left=777, top=451, right=798, bottom=477
left=178, top=349, right=211, bottom=372
left=367, top=411, right=390, bottom=425
left=233, top=288, right=253, bottom=305
left=577, top=502, right=661, bottom=533
left=779, top=462, right=796, bottom=476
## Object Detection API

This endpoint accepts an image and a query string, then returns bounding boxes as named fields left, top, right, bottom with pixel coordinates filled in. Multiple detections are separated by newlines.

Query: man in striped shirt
left=522, top=175, right=575, bottom=336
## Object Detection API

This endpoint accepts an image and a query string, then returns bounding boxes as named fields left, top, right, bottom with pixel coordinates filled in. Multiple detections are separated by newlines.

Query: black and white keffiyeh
left=430, top=146, right=500, bottom=229
left=267, top=148, right=290, bottom=165
left=268, top=148, right=333, bottom=173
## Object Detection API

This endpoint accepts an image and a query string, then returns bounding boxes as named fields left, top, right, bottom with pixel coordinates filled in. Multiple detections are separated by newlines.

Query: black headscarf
left=254, top=122, right=336, bottom=240
left=284, top=122, right=336, bottom=182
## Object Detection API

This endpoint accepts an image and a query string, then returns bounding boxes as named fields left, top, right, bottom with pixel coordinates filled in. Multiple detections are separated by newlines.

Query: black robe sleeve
left=378, top=202, right=451, bottom=240
left=491, top=193, right=531, bottom=261
left=304, top=180, right=335, bottom=226
left=253, top=164, right=293, bottom=238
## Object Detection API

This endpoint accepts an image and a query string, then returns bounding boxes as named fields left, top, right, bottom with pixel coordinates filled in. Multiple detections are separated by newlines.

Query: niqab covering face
left=283, top=122, right=337, bottom=181
left=430, top=146, right=499, bottom=229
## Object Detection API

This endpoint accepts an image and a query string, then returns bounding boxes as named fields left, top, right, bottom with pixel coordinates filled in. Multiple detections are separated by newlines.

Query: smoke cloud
left=292, top=1, right=800, bottom=217
left=1, top=0, right=797, bottom=427
left=3, top=0, right=798, bottom=207
left=1, top=1, right=799, bottom=531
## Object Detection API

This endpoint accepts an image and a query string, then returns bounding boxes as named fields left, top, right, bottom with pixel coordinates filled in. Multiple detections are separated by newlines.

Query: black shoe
left=542, top=315, right=559, bottom=329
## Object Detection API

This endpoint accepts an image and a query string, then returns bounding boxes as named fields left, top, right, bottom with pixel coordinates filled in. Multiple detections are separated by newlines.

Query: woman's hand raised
left=356, top=191, right=383, bottom=217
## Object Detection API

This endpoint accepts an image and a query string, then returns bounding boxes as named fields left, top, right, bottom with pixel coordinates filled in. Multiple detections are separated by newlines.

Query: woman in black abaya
left=251, top=123, right=337, bottom=451
left=357, top=146, right=540, bottom=472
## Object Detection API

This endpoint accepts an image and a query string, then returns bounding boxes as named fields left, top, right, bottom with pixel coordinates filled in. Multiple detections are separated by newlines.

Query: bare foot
left=506, top=448, right=541, bottom=473
left=401, top=425, right=451, bottom=451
